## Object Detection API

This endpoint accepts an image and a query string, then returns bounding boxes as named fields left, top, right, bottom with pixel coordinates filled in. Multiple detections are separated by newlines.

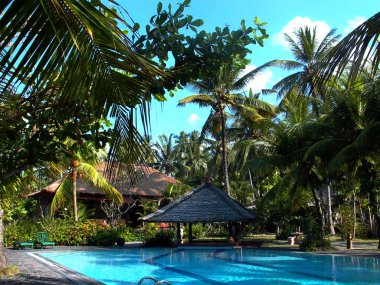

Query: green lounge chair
left=13, top=240, right=34, bottom=250
left=36, top=232, right=55, bottom=248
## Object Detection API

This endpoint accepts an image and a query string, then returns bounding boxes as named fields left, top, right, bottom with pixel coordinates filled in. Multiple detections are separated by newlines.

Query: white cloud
left=273, top=16, right=331, bottom=50
left=343, top=16, right=366, bottom=34
left=240, top=65, right=273, bottom=92
left=187, top=113, right=201, bottom=127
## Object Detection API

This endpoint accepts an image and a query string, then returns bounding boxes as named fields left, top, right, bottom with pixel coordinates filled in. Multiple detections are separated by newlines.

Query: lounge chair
left=35, top=232, right=55, bottom=248
left=13, top=240, right=34, bottom=250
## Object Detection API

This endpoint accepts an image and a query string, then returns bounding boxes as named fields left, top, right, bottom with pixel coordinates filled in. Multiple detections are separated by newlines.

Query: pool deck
left=1, top=241, right=379, bottom=285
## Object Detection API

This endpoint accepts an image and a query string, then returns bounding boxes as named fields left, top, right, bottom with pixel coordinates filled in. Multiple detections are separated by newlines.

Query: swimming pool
left=40, top=247, right=380, bottom=284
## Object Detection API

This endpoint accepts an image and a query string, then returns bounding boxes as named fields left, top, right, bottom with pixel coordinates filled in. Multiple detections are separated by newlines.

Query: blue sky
left=120, top=0, right=379, bottom=140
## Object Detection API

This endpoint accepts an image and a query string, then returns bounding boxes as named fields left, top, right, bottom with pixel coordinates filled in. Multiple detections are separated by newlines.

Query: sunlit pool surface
left=40, top=248, right=380, bottom=284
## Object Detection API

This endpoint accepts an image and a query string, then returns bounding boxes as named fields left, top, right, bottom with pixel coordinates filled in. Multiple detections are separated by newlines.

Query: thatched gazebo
left=142, top=182, right=255, bottom=243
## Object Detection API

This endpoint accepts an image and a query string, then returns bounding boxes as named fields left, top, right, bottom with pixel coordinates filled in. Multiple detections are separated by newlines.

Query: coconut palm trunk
left=377, top=214, right=380, bottom=249
left=327, top=183, right=335, bottom=235
left=72, top=170, right=78, bottom=222
left=220, top=108, right=230, bottom=195
left=312, top=187, right=325, bottom=233
left=0, top=209, right=6, bottom=268
left=71, top=159, right=80, bottom=222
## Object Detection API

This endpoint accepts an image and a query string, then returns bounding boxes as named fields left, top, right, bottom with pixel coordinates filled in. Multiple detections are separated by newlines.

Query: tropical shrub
left=88, top=228, right=119, bottom=246
left=144, top=229, right=175, bottom=247
left=4, top=218, right=139, bottom=247
left=4, top=221, right=39, bottom=246
left=116, top=224, right=140, bottom=242
left=139, top=223, right=160, bottom=240
left=299, top=216, right=332, bottom=251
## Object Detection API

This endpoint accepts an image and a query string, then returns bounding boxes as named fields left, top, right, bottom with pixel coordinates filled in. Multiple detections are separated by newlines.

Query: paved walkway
left=1, top=248, right=74, bottom=285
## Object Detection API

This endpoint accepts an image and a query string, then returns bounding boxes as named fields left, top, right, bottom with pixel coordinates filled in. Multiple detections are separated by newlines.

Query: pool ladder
left=138, top=276, right=171, bottom=285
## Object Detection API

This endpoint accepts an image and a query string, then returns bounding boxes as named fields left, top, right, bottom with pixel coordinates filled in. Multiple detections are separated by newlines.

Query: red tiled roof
left=32, top=163, right=179, bottom=198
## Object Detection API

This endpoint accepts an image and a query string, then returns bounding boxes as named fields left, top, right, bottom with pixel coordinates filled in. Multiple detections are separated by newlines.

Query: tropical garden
left=0, top=0, right=380, bottom=272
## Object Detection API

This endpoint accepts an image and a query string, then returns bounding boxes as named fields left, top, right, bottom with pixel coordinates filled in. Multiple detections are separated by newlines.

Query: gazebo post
left=228, top=222, right=237, bottom=243
left=189, top=223, right=193, bottom=244
left=176, top=223, right=181, bottom=244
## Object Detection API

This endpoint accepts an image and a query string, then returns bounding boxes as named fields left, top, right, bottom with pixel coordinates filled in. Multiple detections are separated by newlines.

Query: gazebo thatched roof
left=143, top=183, right=255, bottom=223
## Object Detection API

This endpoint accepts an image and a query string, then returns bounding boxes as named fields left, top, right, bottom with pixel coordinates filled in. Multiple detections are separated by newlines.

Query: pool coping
left=28, top=252, right=105, bottom=285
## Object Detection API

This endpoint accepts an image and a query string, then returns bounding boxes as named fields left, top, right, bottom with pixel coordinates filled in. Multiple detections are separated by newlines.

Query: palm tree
left=174, top=131, right=209, bottom=183
left=316, top=11, right=380, bottom=248
left=152, top=134, right=178, bottom=176
left=178, top=64, right=276, bottom=195
left=266, top=26, right=340, bottom=101
left=50, top=143, right=123, bottom=222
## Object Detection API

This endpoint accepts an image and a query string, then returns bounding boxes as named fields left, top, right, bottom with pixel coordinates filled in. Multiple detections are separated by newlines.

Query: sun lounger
left=36, top=232, right=55, bottom=248
left=13, top=240, right=34, bottom=249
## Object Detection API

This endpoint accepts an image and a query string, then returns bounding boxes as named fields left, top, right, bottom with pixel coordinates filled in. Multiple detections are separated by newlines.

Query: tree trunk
left=72, top=170, right=78, bottom=222
left=220, top=109, right=230, bottom=195
left=353, top=190, right=356, bottom=239
left=0, top=209, right=7, bottom=269
left=368, top=208, right=374, bottom=238
left=312, top=187, right=324, bottom=233
left=327, top=183, right=335, bottom=235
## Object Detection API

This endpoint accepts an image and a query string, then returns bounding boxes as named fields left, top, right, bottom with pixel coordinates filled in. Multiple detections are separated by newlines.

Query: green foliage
left=275, top=224, right=292, bottom=240
left=144, top=229, right=175, bottom=247
left=4, top=221, right=39, bottom=247
left=139, top=223, right=160, bottom=240
left=88, top=228, right=119, bottom=246
left=115, top=224, right=139, bottom=242
left=4, top=218, right=139, bottom=247
left=299, top=216, right=331, bottom=251
left=162, top=183, right=191, bottom=205
left=184, top=224, right=204, bottom=239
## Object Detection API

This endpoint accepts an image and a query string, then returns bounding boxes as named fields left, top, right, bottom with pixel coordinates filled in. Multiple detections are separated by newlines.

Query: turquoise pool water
left=40, top=248, right=380, bottom=284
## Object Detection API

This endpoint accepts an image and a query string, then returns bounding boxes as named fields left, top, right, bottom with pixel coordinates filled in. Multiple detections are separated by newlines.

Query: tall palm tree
left=316, top=11, right=380, bottom=247
left=178, top=64, right=276, bottom=195
left=266, top=26, right=340, bottom=101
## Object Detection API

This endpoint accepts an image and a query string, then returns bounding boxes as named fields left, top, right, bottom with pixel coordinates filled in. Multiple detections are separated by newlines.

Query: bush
left=299, top=235, right=331, bottom=251
left=299, top=216, right=332, bottom=251
left=88, top=228, right=119, bottom=246
left=115, top=224, right=139, bottom=242
left=144, top=229, right=175, bottom=247
left=139, top=223, right=160, bottom=240
left=4, top=218, right=139, bottom=247
left=275, top=224, right=292, bottom=240
left=4, top=221, right=38, bottom=247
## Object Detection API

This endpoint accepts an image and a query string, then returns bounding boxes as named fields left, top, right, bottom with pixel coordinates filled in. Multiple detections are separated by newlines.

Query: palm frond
left=272, top=72, right=304, bottom=98
left=50, top=174, right=73, bottom=214
left=319, top=12, right=380, bottom=83
left=78, top=162, right=123, bottom=205
left=232, top=61, right=282, bottom=90
left=177, top=94, right=216, bottom=107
